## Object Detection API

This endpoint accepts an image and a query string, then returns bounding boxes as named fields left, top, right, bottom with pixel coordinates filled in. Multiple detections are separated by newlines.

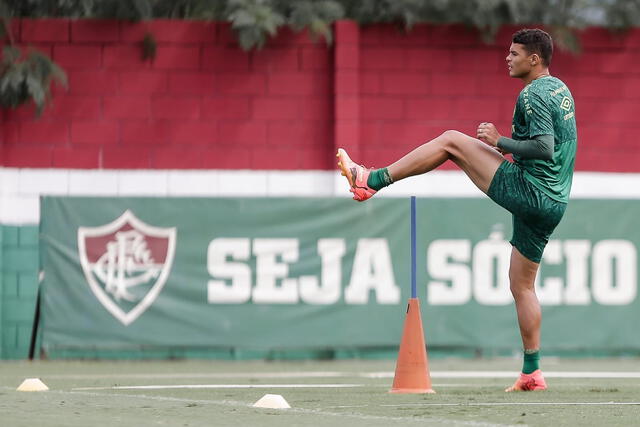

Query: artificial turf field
left=1, top=358, right=639, bottom=426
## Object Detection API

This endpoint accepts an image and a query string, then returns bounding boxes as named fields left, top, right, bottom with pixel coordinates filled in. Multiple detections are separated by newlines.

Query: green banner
left=39, top=197, right=639, bottom=353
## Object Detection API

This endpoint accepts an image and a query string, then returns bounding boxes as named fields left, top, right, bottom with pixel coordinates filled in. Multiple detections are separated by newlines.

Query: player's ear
left=530, top=53, right=540, bottom=66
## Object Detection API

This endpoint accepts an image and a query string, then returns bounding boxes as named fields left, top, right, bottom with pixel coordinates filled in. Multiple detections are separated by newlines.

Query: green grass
left=1, top=358, right=638, bottom=426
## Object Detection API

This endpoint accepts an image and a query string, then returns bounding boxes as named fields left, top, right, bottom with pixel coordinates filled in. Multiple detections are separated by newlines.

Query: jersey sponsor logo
left=78, top=210, right=177, bottom=325
left=560, top=96, right=572, bottom=111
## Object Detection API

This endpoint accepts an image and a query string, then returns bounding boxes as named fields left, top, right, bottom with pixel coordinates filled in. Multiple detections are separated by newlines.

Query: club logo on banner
left=77, top=210, right=177, bottom=325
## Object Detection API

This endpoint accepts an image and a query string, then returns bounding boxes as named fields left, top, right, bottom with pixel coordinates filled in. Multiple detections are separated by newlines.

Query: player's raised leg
left=505, top=247, right=547, bottom=391
left=336, top=130, right=505, bottom=201
left=387, top=130, right=504, bottom=193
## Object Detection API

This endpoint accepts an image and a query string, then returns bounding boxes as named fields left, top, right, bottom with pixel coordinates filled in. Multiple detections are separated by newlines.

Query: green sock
left=522, top=349, right=540, bottom=374
left=367, top=168, right=394, bottom=191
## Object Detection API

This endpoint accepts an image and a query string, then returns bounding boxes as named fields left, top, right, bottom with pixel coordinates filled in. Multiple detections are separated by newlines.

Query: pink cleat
left=505, top=370, right=547, bottom=392
left=336, top=148, right=377, bottom=202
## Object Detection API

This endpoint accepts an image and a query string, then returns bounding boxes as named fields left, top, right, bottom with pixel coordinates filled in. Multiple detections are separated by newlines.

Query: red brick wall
left=2, top=19, right=640, bottom=172
left=353, top=24, right=640, bottom=172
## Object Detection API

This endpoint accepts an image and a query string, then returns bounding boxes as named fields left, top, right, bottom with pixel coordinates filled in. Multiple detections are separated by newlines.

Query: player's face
left=506, top=43, right=533, bottom=78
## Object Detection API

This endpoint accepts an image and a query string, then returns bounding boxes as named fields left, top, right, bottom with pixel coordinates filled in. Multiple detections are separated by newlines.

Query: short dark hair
left=512, top=28, right=553, bottom=67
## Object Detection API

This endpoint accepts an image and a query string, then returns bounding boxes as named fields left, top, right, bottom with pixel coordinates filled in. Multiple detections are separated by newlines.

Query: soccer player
left=337, top=28, right=576, bottom=392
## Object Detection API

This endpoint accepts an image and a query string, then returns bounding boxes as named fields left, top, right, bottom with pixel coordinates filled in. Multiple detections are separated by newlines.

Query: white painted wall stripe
left=2, top=167, right=640, bottom=224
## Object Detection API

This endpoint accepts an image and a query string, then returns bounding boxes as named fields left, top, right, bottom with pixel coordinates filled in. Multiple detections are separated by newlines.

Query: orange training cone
left=389, top=298, right=435, bottom=394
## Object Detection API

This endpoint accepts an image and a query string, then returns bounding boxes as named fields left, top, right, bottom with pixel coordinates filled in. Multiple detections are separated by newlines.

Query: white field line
left=446, top=371, right=640, bottom=379
left=364, top=371, right=640, bottom=379
left=43, top=371, right=348, bottom=380
left=380, top=402, right=640, bottom=407
left=41, top=370, right=640, bottom=380
left=66, top=369, right=640, bottom=391
left=70, top=383, right=473, bottom=391
left=73, top=383, right=363, bottom=391
left=0, top=387, right=509, bottom=427
left=326, top=402, right=640, bottom=410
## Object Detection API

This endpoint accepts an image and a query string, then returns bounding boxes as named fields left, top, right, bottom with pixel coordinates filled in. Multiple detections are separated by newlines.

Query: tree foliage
left=0, top=46, right=67, bottom=115
left=345, top=0, right=424, bottom=29
left=601, top=0, right=640, bottom=30
left=225, top=0, right=285, bottom=50
left=1, top=0, right=639, bottom=52
left=0, top=2, right=68, bottom=115
left=284, top=0, right=344, bottom=44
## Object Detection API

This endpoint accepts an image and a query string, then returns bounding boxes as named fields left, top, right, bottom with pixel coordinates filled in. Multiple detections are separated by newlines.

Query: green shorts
left=487, top=161, right=567, bottom=263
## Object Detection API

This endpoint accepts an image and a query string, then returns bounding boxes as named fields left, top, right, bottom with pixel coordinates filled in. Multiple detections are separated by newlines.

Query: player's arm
left=477, top=122, right=553, bottom=159
left=496, top=134, right=554, bottom=160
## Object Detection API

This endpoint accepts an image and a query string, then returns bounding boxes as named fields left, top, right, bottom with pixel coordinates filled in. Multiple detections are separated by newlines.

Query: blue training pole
left=411, top=196, right=417, bottom=299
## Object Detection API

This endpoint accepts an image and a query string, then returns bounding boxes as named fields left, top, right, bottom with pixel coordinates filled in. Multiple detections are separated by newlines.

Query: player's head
left=507, top=28, right=553, bottom=79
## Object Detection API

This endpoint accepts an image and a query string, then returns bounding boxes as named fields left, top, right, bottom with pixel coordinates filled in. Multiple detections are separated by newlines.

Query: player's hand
left=477, top=122, right=501, bottom=147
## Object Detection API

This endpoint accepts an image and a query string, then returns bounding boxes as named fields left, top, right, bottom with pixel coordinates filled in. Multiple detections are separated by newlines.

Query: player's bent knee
left=441, top=129, right=464, bottom=142
left=440, top=130, right=466, bottom=150
left=440, top=130, right=474, bottom=158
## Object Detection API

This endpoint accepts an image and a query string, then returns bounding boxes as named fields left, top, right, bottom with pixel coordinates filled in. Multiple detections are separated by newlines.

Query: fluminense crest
left=77, top=210, right=176, bottom=325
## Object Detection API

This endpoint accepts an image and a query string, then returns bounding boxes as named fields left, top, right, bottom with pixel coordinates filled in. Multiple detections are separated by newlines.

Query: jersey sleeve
left=497, top=134, right=554, bottom=160
left=527, top=89, right=554, bottom=138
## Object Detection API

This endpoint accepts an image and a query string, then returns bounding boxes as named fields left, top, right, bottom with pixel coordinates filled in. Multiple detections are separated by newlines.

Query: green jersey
left=511, top=75, right=577, bottom=203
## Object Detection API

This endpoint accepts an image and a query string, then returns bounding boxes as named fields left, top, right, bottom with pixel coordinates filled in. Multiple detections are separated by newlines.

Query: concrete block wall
left=0, top=225, right=39, bottom=359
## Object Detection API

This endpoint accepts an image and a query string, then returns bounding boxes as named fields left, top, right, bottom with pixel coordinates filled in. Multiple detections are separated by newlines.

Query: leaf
left=237, top=27, right=262, bottom=50
left=263, top=18, right=281, bottom=36
left=25, top=74, right=45, bottom=106
left=285, top=0, right=342, bottom=45
left=549, top=25, right=581, bottom=54
left=230, top=9, right=257, bottom=27
left=0, top=72, right=11, bottom=92
left=7, top=66, right=23, bottom=88
left=132, top=0, right=153, bottom=20
left=309, top=18, right=330, bottom=43
left=317, top=1, right=345, bottom=21
left=3, top=45, right=20, bottom=62
left=141, top=31, right=157, bottom=61
left=0, top=43, right=68, bottom=116
left=50, top=63, right=69, bottom=88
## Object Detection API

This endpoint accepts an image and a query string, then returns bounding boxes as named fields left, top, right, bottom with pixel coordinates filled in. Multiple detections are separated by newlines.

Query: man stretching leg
left=337, top=28, right=577, bottom=391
